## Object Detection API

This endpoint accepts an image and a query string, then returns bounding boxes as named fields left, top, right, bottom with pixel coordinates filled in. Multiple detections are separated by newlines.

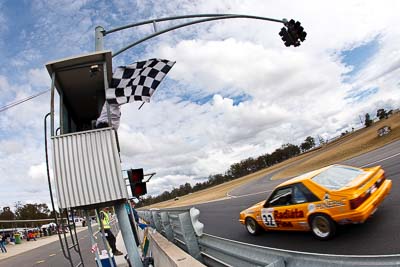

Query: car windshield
left=312, top=165, right=366, bottom=190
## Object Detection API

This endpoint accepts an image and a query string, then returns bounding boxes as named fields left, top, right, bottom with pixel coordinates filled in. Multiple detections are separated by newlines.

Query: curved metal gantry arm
left=98, top=14, right=286, bottom=57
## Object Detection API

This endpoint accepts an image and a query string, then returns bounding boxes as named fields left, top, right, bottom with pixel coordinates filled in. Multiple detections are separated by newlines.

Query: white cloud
left=0, top=75, right=10, bottom=95
left=27, top=68, right=51, bottom=88
left=28, top=163, right=47, bottom=182
left=0, top=140, right=24, bottom=155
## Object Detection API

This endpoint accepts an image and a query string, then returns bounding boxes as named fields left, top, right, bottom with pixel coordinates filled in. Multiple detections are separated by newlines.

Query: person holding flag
left=96, top=58, right=175, bottom=130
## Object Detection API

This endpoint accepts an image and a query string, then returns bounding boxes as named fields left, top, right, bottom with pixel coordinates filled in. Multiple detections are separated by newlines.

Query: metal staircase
left=57, top=209, right=85, bottom=267
left=45, top=113, right=84, bottom=267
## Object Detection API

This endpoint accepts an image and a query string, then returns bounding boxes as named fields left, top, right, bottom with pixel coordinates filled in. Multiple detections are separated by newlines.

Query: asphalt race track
left=194, top=140, right=400, bottom=255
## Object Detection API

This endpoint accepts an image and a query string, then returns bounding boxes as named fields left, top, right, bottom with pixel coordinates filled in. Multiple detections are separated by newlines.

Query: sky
left=0, top=0, right=399, bottom=209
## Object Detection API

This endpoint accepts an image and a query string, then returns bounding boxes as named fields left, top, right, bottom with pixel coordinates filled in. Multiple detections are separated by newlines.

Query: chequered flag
left=106, top=58, right=175, bottom=105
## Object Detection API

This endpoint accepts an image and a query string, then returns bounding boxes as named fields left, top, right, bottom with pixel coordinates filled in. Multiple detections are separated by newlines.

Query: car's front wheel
left=245, top=217, right=261, bottom=235
left=310, top=213, right=336, bottom=240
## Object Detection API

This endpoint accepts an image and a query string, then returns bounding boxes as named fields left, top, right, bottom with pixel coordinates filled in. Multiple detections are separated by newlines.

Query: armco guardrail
left=138, top=208, right=400, bottom=267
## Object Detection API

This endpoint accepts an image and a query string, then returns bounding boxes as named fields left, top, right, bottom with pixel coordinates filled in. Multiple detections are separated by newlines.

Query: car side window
left=268, top=187, right=293, bottom=207
left=292, top=184, right=307, bottom=204
left=297, top=182, right=320, bottom=202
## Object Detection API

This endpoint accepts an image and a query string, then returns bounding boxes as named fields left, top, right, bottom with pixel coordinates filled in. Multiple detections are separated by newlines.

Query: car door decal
left=261, top=208, right=277, bottom=227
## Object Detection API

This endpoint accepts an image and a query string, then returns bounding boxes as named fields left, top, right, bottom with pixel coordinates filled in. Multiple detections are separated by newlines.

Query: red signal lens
left=133, top=182, right=147, bottom=197
left=128, top=168, right=144, bottom=183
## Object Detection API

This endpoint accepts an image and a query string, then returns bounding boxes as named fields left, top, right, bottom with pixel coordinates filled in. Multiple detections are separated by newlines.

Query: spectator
left=125, top=199, right=140, bottom=246
left=130, top=199, right=139, bottom=224
left=98, top=207, right=123, bottom=256
left=0, top=234, right=7, bottom=253
left=28, top=231, right=36, bottom=241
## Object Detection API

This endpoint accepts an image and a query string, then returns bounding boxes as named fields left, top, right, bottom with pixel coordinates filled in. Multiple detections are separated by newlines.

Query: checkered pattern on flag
left=106, top=58, right=175, bottom=105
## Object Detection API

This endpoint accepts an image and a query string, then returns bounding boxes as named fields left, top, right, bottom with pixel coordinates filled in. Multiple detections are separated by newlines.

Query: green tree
left=301, top=136, right=315, bottom=152
left=15, top=203, right=51, bottom=220
left=305, top=136, right=315, bottom=148
left=0, top=207, right=15, bottom=228
left=300, top=142, right=310, bottom=152
left=281, top=143, right=301, bottom=158
left=364, top=113, right=373, bottom=127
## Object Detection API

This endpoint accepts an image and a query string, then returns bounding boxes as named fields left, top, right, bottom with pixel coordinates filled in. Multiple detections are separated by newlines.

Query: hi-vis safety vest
left=99, top=211, right=111, bottom=229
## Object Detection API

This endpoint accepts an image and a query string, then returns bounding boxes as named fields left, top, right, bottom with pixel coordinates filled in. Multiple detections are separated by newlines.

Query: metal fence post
left=115, top=203, right=143, bottom=267
left=160, top=212, right=174, bottom=241
left=152, top=211, right=162, bottom=231
left=147, top=211, right=152, bottom=224
left=189, top=208, right=204, bottom=236
left=178, top=211, right=203, bottom=262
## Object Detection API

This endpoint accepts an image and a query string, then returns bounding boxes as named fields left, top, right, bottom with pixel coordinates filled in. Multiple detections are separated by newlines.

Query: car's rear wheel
left=310, top=214, right=336, bottom=240
left=245, top=217, right=261, bottom=235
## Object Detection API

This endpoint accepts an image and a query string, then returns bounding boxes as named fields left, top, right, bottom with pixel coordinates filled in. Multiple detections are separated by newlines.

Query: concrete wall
left=148, top=230, right=206, bottom=267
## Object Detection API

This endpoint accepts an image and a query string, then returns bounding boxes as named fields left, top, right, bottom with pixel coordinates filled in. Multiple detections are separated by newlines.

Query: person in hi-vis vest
left=99, top=207, right=123, bottom=256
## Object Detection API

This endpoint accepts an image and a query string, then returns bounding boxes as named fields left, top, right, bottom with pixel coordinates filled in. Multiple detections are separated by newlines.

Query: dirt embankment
left=273, top=113, right=400, bottom=179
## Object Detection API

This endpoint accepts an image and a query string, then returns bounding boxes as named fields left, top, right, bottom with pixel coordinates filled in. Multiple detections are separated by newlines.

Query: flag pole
left=138, top=102, right=145, bottom=110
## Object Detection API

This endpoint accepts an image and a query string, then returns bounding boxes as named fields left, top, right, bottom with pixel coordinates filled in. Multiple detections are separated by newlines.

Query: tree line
left=137, top=136, right=317, bottom=207
left=364, top=108, right=394, bottom=127
left=0, top=202, right=52, bottom=228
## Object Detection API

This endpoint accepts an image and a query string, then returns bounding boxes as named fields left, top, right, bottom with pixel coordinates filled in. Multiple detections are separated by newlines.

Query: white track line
left=227, top=189, right=273, bottom=198
left=361, top=152, right=400, bottom=167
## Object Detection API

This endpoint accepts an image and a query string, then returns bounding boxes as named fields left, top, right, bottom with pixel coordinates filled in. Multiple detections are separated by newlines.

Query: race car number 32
left=261, top=208, right=277, bottom=227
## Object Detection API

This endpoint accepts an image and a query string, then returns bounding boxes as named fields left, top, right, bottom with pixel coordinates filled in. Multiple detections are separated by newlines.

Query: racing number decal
left=261, top=208, right=277, bottom=228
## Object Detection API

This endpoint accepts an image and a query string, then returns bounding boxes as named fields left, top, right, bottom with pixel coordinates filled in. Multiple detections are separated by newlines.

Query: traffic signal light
left=279, top=19, right=307, bottom=47
left=279, top=27, right=293, bottom=47
left=132, top=182, right=147, bottom=196
left=127, top=168, right=147, bottom=197
left=127, top=168, right=144, bottom=183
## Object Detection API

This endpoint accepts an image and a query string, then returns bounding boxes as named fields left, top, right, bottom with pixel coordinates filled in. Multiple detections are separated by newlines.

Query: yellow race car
left=239, top=165, right=392, bottom=240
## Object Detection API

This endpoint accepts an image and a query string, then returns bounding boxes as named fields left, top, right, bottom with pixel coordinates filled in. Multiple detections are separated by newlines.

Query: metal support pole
left=50, top=72, right=56, bottom=137
left=95, top=26, right=104, bottom=51
left=60, top=92, right=64, bottom=134
left=95, top=27, right=112, bottom=128
left=115, top=203, right=143, bottom=267
left=128, top=204, right=140, bottom=246
left=85, top=211, right=102, bottom=267
left=102, top=61, right=112, bottom=127
left=111, top=14, right=285, bottom=57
